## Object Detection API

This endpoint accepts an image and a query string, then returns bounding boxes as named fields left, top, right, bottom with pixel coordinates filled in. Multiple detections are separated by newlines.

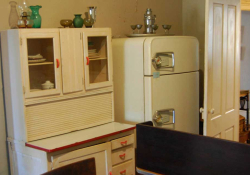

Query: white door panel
left=203, top=0, right=240, bottom=141
left=145, top=72, right=199, bottom=134
left=144, top=37, right=199, bottom=76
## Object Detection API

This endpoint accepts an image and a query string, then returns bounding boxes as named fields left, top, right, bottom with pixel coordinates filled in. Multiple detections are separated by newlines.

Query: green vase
left=73, top=14, right=84, bottom=28
left=30, top=5, right=42, bottom=28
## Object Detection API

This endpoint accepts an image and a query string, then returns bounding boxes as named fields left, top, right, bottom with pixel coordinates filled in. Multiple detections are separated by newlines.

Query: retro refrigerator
left=113, top=36, right=199, bottom=134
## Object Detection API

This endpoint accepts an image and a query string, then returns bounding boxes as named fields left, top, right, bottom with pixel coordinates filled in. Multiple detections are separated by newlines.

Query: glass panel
left=88, top=36, right=108, bottom=84
left=27, top=38, right=56, bottom=92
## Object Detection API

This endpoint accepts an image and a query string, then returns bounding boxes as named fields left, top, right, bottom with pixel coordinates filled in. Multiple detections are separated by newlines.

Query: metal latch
left=153, top=108, right=175, bottom=127
left=152, top=52, right=175, bottom=70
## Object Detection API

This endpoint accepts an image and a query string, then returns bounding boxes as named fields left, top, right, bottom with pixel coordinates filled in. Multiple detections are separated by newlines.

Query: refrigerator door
left=144, top=72, right=199, bottom=134
left=144, top=36, right=199, bottom=76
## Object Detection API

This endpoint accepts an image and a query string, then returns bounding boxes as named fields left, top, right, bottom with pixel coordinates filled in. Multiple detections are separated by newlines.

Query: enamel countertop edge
left=25, top=122, right=136, bottom=153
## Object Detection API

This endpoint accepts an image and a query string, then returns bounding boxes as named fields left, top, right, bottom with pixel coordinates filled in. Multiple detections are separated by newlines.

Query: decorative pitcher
left=30, top=5, right=42, bottom=28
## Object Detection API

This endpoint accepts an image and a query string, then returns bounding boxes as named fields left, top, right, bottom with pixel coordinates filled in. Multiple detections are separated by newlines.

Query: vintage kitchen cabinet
left=0, top=28, right=135, bottom=175
left=1, top=28, right=113, bottom=142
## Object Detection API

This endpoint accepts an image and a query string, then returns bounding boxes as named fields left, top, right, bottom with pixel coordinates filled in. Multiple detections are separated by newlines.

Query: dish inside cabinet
left=27, top=38, right=56, bottom=91
left=87, top=36, right=109, bottom=83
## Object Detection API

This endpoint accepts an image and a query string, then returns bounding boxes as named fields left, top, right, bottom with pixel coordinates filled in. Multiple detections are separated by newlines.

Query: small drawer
left=112, top=145, right=134, bottom=166
left=112, top=159, right=135, bottom=175
left=111, top=134, right=134, bottom=150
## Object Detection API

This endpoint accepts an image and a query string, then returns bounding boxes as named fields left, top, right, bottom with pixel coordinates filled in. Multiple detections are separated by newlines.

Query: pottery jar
left=73, top=14, right=84, bottom=28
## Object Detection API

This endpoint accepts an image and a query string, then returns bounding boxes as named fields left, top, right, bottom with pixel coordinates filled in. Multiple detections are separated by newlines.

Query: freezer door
left=144, top=72, right=199, bottom=134
left=144, top=36, right=199, bottom=75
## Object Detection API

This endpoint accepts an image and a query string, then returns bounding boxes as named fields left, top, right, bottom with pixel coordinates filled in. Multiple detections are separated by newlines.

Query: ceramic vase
left=73, top=14, right=84, bottom=28
left=30, top=5, right=42, bottom=28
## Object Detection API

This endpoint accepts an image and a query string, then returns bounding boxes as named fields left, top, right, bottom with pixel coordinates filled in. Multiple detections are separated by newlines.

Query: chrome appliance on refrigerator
left=113, top=36, right=199, bottom=134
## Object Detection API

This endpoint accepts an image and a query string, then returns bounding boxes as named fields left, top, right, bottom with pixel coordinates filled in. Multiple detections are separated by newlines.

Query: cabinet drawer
left=111, top=134, right=134, bottom=150
left=112, top=160, right=135, bottom=175
left=112, top=145, right=134, bottom=166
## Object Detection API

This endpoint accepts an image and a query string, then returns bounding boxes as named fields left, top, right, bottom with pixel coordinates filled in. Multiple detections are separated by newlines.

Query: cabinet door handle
left=56, top=59, right=60, bottom=68
left=121, top=141, right=127, bottom=145
left=119, top=153, right=126, bottom=159
left=120, top=170, right=126, bottom=174
left=86, top=57, right=90, bottom=65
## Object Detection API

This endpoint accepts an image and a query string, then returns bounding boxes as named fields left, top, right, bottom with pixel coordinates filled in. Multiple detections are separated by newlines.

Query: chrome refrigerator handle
left=153, top=108, right=175, bottom=127
left=152, top=52, right=175, bottom=70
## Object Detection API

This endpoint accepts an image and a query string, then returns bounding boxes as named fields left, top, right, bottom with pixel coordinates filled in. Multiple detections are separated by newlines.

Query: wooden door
left=203, top=0, right=241, bottom=141
left=21, top=31, right=62, bottom=98
left=82, top=29, right=113, bottom=90
left=60, top=29, right=84, bottom=94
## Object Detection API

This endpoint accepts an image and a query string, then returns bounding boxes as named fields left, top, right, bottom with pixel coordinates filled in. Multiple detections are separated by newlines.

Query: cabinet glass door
left=83, top=30, right=113, bottom=90
left=22, top=32, right=61, bottom=98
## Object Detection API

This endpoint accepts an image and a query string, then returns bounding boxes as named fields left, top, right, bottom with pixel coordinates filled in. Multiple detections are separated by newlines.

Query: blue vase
left=73, top=14, right=84, bottom=28
left=30, top=5, right=42, bottom=28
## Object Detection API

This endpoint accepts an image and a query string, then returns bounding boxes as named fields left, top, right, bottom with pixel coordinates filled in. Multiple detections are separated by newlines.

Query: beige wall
left=0, top=0, right=183, bottom=36
left=0, top=0, right=183, bottom=174
left=182, top=0, right=205, bottom=108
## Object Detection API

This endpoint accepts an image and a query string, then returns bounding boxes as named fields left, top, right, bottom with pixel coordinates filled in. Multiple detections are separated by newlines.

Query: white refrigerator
left=112, top=36, right=199, bottom=134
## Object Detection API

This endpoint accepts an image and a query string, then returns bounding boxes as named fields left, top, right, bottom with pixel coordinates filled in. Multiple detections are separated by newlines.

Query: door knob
left=210, top=108, right=215, bottom=114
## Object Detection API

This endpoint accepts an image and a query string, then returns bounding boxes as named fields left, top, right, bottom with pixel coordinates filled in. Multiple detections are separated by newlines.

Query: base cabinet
left=8, top=129, right=135, bottom=175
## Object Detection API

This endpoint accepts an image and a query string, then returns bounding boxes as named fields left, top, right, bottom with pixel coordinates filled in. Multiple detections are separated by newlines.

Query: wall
left=182, top=0, right=205, bottom=108
left=241, top=11, right=250, bottom=91
left=0, top=0, right=183, bottom=174
left=0, top=0, right=183, bottom=37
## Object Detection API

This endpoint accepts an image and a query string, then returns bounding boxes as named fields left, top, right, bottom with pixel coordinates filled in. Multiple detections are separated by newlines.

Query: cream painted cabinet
left=21, top=30, right=62, bottom=98
left=7, top=123, right=135, bottom=175
left=82, top=29, right=113, bottom=90
left=60, top=29, right=84, bottom=94
left=1, top=28, right=114, bottom=142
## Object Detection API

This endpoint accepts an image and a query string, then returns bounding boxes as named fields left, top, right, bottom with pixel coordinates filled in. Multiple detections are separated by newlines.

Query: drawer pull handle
left=120, top=170, right=126, bottom=174
left=119, top=153, right=126, bottom=159
left=121, top=141, right=127, bottom=145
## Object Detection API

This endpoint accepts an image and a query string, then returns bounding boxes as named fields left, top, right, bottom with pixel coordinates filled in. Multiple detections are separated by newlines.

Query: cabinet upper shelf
left=28, top=62, right=54, bottom=66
